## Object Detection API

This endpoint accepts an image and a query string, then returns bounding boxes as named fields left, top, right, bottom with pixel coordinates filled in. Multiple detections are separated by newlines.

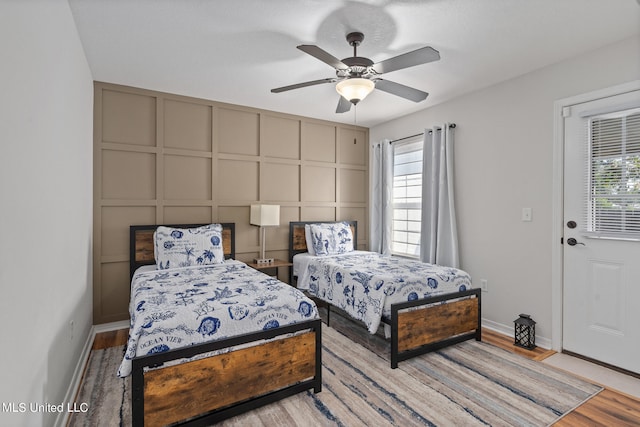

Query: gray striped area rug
left=69, top=326, right=601, bottom=426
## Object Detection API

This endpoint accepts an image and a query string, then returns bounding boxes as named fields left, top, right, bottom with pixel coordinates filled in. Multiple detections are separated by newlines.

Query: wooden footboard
left=131, top=319, right=322, bottom=426
left=390, top=288, right=481, bottom=368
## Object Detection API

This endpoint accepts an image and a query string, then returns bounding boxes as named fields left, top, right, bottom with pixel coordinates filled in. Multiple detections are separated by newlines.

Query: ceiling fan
left=271, top=32, right=440, bottom=113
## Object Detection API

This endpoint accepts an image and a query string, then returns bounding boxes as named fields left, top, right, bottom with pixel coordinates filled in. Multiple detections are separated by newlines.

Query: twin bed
left=124, top=223, right=321, bottom=426
left=122, top=220, right=481, bottom=426
left=289, top=220, right=481, bottom=368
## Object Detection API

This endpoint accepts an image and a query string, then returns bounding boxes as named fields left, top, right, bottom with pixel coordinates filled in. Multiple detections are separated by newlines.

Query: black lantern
left=514, top=313, right=536, bottom=349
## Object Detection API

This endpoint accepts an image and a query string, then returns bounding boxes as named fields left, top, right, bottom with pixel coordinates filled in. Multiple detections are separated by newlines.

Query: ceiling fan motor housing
left=338, top=59, right=375, bottom=79
left=341, top=32, right=376, bottom=78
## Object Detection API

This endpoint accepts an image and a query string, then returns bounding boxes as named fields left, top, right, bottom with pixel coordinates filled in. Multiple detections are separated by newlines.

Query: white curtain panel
left=420, top=124, right=460, bottom=267
left=369, top=139, right=393, bottom=255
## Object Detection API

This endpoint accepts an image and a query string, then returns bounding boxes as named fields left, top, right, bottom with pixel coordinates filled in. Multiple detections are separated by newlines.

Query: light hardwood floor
left=482, top=329, right=640, bottom=426
left=96, top=327, right=640, bottom=426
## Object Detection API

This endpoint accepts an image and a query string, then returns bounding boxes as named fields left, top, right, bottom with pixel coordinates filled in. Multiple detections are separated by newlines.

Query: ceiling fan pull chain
left=353, top=105, right=357, bottom=144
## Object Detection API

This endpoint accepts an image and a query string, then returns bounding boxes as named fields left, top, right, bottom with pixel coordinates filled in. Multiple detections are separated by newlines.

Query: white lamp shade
left=250, top=204, right=280, bottom=226
left=336, top=78, right=375, bottom=103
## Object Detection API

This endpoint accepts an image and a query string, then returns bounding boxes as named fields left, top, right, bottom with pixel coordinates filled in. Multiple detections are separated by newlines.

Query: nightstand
left=246, top=259, right=294, bottom=285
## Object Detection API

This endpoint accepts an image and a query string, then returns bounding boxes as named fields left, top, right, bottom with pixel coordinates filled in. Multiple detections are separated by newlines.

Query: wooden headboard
left=288, top=221, right=357, bottom=262
left=129, top=223, right=235, bottom=279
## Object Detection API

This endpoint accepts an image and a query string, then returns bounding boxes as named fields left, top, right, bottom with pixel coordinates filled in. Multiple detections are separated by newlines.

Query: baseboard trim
left=94, top=319, right=130, bottom=333
left=482, top=317, right=551, bottom=349
left=55, top=320, right=130, bottom=427
left=54, top=325, right=95, bottom=427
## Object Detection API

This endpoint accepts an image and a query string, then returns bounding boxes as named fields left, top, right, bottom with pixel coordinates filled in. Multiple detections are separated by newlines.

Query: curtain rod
left=389, top=123, right=456, bottom=144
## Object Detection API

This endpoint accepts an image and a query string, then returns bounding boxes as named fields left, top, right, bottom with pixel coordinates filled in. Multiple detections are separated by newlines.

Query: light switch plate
left=522, top=207, right=532, bottom=221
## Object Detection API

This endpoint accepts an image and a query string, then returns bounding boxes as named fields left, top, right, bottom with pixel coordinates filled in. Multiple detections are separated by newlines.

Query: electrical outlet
left=480, top=279, right=488, bottom=292
left=69, top=320, right=74, bottom=341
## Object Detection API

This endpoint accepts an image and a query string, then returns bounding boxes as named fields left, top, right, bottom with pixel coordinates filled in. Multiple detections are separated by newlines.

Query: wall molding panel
left=93, top=82, right=369, bottom=324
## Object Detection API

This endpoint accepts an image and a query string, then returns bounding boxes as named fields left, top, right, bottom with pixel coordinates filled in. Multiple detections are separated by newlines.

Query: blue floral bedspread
left=297, top=253, right=472, bottom=334
left=118, top=260, right=318, bottom=377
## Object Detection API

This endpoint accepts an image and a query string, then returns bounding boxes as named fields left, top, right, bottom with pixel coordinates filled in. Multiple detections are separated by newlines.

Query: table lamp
left=250, top=204, right=280, bottom=264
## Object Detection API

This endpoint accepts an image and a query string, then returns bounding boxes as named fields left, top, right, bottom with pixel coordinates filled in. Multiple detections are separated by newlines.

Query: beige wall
left=93, top=82, right=369, bottom=324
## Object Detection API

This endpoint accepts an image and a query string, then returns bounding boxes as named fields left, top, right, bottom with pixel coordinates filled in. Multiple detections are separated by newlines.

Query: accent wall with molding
left=93, top=82, right=369, bottom=324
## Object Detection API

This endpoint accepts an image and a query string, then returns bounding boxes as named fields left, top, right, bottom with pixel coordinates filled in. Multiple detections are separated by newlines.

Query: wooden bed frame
left=129, top=223, right=322, bottom=426
left=289, top=220, right=481, bottom=369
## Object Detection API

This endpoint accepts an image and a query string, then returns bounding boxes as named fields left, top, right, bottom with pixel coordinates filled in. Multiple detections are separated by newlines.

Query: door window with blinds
left=392, top=137, right=423, bottom=257
left=588, top=108, right=640, bottom=238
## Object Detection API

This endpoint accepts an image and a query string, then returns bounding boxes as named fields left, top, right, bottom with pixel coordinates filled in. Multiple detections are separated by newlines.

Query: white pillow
left=308, top=222, right=354, bottom=256
left=154, top=224, right=225, bottom=269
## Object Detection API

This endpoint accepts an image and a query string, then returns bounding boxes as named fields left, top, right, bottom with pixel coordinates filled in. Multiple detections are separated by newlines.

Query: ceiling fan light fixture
left=336, top=78, right=374, bottom=104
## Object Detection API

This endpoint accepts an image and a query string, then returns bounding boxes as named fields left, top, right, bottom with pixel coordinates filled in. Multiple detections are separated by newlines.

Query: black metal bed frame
left=131, top=318, right=322, bottom=426
left=389, top=288, right=482, bottom=369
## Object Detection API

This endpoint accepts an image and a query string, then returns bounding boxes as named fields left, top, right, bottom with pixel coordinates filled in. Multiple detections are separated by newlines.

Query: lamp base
left=254, top=258, right=274, bottom=265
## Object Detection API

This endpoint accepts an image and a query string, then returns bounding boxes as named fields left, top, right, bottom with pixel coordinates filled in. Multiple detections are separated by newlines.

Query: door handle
left=566, top=237, right=585, bottom=246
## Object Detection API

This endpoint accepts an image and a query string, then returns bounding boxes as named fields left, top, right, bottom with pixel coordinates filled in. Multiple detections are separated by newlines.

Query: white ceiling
left=68, top=0, right=640, bottom=128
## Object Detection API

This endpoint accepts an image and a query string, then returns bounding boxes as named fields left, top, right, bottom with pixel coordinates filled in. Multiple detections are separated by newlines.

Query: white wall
left=0, top=1, right=93, bottom=426
left=370, top=35, right=640, bottom=345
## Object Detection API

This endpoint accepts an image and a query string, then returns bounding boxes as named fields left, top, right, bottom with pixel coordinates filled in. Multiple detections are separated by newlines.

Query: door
left=563, top=89, right=640, bottom=374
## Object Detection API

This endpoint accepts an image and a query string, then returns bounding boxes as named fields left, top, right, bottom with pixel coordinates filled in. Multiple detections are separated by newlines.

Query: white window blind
left=588, top=108, right=640, bottom=238
left=392, top=137, right=423, bottom=257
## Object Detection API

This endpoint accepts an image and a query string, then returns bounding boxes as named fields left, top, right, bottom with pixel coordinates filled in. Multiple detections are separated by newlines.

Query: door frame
left=551, top=80, right=640, bottom=351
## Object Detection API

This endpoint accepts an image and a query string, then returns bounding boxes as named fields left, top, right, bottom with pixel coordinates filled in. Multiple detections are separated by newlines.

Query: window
left=588, top=108, right=640, bottom=238
left=392, top=137, right=423, bottom=257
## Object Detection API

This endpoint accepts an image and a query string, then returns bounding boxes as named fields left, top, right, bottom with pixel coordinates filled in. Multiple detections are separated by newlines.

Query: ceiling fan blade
left=373, top=46, right=440, bottom=74
left=271, top=78, right=336, bottom=93
left=336, top=96, right=352, bottom=113
left=375, top=79, right=428, bottom=102
left=298, top=45, right=348, bottom=70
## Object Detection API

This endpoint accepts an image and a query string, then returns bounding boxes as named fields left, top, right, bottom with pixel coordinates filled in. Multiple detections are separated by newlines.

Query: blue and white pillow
left=304, top=224, right=316, bottom=255
left=309, top=222, right=354, bottom=256
left=154, top=224, right=225, bottom=270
